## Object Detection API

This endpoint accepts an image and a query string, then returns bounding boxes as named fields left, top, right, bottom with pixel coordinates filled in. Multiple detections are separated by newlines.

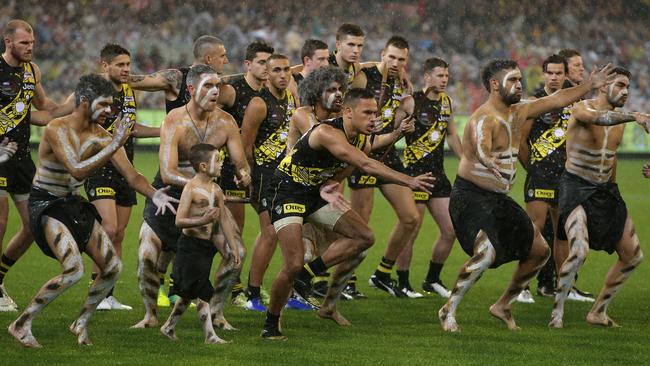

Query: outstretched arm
left=132, top=122, right=160, bottom=138
left=313, top=126, right=434, bottom=193
left=572, top=101, right=650, bottom=130
left=524, top=64, right=615, bottom=119
left=128, top=69, right=183, bottom=95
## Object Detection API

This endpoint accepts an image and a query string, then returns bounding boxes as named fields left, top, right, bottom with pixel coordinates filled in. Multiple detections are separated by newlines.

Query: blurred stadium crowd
left=3, top=0, right=650, bottom=114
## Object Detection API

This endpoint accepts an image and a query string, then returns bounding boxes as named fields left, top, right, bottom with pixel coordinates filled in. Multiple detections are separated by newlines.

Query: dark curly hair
left=481, top=59, right=519, bottom=91
left=74, top=74, right=115, bottom=107
left=298, top=66, right=347, bottom=107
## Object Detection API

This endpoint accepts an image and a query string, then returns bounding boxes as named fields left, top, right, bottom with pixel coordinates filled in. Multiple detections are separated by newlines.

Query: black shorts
left=523, top=164, right=563, bottom=204
left=169, top=234, right=217, bottom=302
left=218, top=160, right=250, bottom=200
left=143, top=192, right=181, bottom=253
left=251, top=165, right=275, bottom=214
left=85, top=169, right=137, bottom=207
left=0, top=154, right=36, bottom=195
left=405, top=168, right=451, bottom=201
left=449, top=176, right=535, bottom=268
left=347, top=149, right=404, bottom=189
left=269, top=178, right=345, bottom=231
left=28, top=187, right=101, bottom=259
left=557, top=172, right=627, bottom=254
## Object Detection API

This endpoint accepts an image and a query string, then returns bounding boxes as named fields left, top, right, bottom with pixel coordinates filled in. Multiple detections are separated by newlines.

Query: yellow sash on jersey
left=254, top=91, right=296, bottom=166
left=105, top=83, right=137, bottom=134
left=0, top=63, right=35, bottom=135
left=530, top=106, right=571, bottom=162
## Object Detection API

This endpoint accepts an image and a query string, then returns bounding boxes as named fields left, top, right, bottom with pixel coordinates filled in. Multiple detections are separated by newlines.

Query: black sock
left=347, top=274, right=358, bottom=285
left=107, top=287, right=114, bottom=297
left=374, top=257, right=395, bottom=280
left=426, top=261, right=444, bottom=283
left=0, top=254, right=16, bottom=284
left=248, top=285, right=261, bottom=299
left=264, top=311, right=280, bottom=329
left=396, top=270, right=410, bottom=289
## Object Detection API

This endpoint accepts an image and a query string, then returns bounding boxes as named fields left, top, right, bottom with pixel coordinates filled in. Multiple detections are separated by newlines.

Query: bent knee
left=63, top=265, right=85, bottom=286
left=400, top=213, right=419, bottom=231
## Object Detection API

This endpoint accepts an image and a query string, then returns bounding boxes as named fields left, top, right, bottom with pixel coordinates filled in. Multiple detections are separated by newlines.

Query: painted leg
left=210, top=210, right=245, bottom=331
left=198, top=300, right=229, bottom=344
left=490, top=229, right=550, bottom=330
left=586, top=218, right=643, bottom=327
left=160, top=297, right=190, bottom=341
left=439, top=230, right=495, bottom=332
left=549, top=207, right=589, bottom=328
left=8, top=218, right=85, bottom=348
left=318, top=251, right=368, bottom=326
left=70, top=222, right=122, bottom=346
left=132, top=223, right=163, bottom=328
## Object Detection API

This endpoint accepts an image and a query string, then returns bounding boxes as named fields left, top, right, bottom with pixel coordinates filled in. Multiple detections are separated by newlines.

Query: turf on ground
left=1, top=152, right=650, bottom=365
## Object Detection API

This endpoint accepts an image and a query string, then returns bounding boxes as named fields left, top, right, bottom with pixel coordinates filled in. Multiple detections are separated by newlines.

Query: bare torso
left=565, top=99, right=624, bottom=183
left=34, top=117, right=111, bottom=196
left=457, top=102, right=529, bottom=193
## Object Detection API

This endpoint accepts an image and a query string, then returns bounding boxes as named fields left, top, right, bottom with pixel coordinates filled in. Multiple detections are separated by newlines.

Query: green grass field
left=2, top=152, right=650, bottom=365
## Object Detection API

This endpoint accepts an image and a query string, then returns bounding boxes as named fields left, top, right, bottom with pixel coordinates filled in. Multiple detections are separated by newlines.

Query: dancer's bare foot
left=131, top=316, right=158, bottom=329
left=438, top=305, right=459, bottom=332
left=489, top=304, right=520, bottom=331
left=213, top=315, right=238, bottom=331
left=8, top=321, right=42, bottom=348
left=160, top=324, right=178, bottom=340
left=317, top=306, right=351, bottom=326
left=587, top=311, right=621, bottom=328
left=69, top=320, right=92, bottom=346
left=205, top=335, right=230, bottom=344
left=548, top=309, right=564, bottom=329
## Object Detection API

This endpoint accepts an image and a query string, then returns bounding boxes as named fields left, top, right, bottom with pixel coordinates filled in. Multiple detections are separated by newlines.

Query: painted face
left=205, top=44, right=229, bottom=74
left=348, top=97, right=378, bottom=135
left=497, top=68, right=523, bottom=105
left=543, top=63, right=566, bottom=93
left=206, top=150, right=223, bottom=177
left=425, top=66, right=449, bottom=93
left=381, top=45, right=408, bottom=77
left=606, top=75, right=629, bottom=108
left=336, top=35, right=365, bottom=64
left=6, top=28, right=34, bottom=63
left=192, top=73, right=221, bottom=110
left=320, top=81, right=344, bottom=112
left=306, top=49, right=330, bottom=71
left=566, top=56, right=585, bottom=84
left=245, top=52, right=272, bottom=82
left=103, top=54, right=131, bottom=85
left=267, top=58, right=291, bottom=90
left=89, top=96, right=114, bottom=124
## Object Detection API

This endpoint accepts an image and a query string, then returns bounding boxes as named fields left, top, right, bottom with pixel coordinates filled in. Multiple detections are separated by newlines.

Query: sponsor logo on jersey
left=413, top=191, right=430, bottom=201
left=0, top=177, right=6, bottom=187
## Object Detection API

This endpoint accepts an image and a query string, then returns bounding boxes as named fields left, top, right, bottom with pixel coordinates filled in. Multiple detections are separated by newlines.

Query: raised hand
left=152, top=186, right=180, bottom=215
left=633, top=112, right=650, bottom=133
left=0, top=138, right=18, bottom=163
left=588, top=64, right=615, bottom=89
left=112, top=113, right=135, bottom=146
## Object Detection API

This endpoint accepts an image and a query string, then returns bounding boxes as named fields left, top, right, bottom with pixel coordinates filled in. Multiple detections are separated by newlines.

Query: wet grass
left=1, top=153, right=649, bottom=365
